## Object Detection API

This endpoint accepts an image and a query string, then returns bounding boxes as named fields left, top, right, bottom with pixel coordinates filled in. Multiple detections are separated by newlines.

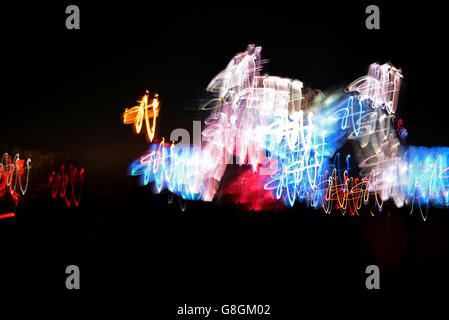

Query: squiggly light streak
left=123, top=90, right=159, bottom=142
left=47, top=164, right=85, bottom=207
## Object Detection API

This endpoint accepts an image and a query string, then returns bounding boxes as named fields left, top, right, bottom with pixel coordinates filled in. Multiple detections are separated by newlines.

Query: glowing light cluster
left=402, top=146, right=449, bottom=219
left=0, top=153, right=31, bottom=207
left=130, top=140, right=205, bottom=201
left=127, top=45, right=448, bottom=218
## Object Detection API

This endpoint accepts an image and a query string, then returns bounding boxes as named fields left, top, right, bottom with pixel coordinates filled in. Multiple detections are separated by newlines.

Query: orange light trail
left=123, top=90, right=159, bottom=142
left=0, top=212, right=15, bottom=219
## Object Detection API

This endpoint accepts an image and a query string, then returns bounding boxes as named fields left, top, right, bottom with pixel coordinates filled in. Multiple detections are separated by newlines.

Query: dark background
left=1, top=0, right=448, bottom=315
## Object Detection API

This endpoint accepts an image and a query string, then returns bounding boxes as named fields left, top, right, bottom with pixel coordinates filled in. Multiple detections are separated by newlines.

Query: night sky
left=1, top=1, right=448, bottom=313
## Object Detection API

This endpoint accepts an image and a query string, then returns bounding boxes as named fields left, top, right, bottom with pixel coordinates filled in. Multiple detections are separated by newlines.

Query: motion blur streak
left=123, top=90, right=159, bottom=142
left=403, top=146, right=449, bottom=220
left=0, top=212, right=15, bottom=219
left=127, top=45, right=449, bottom=218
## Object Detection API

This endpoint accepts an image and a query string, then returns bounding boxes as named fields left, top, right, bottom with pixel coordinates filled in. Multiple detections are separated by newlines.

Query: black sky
left=2, top=2, right=447, bottom=171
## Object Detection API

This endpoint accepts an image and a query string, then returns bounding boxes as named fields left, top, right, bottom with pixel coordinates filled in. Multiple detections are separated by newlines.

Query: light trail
left=126, top=45, right=448, bottom=218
